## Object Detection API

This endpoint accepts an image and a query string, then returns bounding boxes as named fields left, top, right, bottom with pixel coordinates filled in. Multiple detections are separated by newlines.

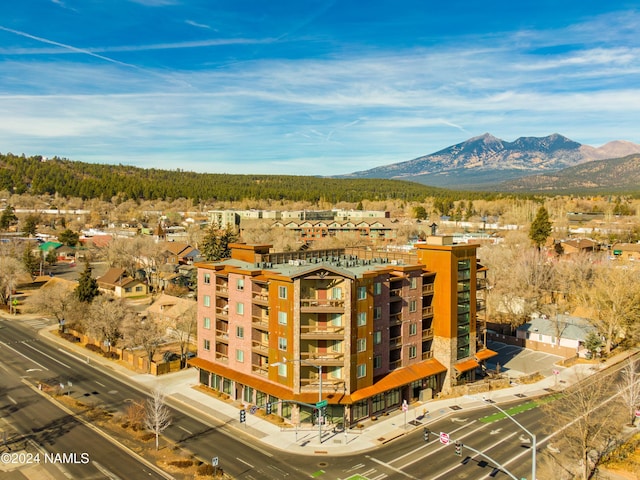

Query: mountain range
left=341, top=133, right=640, bottom=191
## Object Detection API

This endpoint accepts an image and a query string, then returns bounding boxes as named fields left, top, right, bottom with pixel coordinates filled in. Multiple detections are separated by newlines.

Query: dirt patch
left=45, top=385, right=229, bottom=479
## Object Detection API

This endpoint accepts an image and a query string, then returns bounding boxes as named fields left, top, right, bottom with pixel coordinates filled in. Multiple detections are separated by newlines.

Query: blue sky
left=1, top=1, right=639, bottom=175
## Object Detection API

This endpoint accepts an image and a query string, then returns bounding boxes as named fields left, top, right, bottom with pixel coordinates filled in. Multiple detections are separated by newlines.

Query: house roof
left=97, top=267, right=126, bottom=286
left=475, top=349, right=498, bottom=361
left=517, top=314, right=595, bottom=342
left=454, top=359, right=479, bottom=373
left=39, top=241, right=62, bottom=251
left=161, top=241, right=192, bottom=256
left=145, top=293, right=196, bottom=319
left=562, top=238, right=597, bottom=250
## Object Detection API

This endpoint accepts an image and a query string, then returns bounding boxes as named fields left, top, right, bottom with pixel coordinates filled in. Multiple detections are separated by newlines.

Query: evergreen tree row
left=0, top=153, right=506, bottom=203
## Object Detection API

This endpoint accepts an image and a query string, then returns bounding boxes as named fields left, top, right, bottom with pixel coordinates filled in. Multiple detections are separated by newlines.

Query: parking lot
left=485, top=340, right=564, bottom=379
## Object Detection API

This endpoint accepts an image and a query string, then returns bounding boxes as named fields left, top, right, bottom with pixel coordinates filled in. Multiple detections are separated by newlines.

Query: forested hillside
left=0, top=153, right=503, bottom=203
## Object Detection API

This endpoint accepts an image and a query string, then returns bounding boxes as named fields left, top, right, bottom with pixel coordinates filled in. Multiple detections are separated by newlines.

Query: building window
left=278, top=311, right=288, bottom=325
left=136, top=286, right=143, bottom=292
left=237, top=278, right=244, bottom=291
left=203, top=339, right=210, bottom=351
left=278, top=363, right=287, bottom=377
left=236, top=326, right=244, bottom=338
left=357, top=286, right=366, bottom=300
left=373, top=331, right=382, bottom=345
left=203, top=317, right=211, bottom=329
left=410, top=277, right=417, bottom=289
left=374, top=306, right=381, bottom=320
left=409, top=300, right=417, bottom=312
left=236, top=302, right=244, bottom=315
left=278, top=337, right=287, bottom=351
left=331, top=340, right=342, bottom=352
left=203, top=295, right=211, bottom=307
left=357, top=338, right=366, bottom=352
left=357, top=312, right=367, bottom=326
left=330, top=313, right=342, bottom=326
left=278, top=286, right=288, bottom=299
left=373, top=355, right=382, bottom=369
left=236, top=349, right=244, bottom=362
left=203, top=273, right=211, bottom=284
left=409, top=345, right=417, bottom=358
left=409, top=323, right=417, bottom=336
left=357, top=364, right=366, bottom=378
left=373, top=282, right=382, bottom=295
left=331, top=287, right=342, bottom=300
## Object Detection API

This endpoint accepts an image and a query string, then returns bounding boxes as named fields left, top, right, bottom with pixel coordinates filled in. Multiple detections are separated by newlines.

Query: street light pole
left=469, top=396, right=536, bottom=480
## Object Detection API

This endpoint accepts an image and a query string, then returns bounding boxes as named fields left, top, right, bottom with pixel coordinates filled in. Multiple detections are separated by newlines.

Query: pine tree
left=201, top=224, right=238, bottom=261
left=22, top=247, right=39, bottom=276
left=75, top=261, right=99, bottom=303
left=0, top=205, right=17, bottom=230
left=529, top=206, right=553, bottom=250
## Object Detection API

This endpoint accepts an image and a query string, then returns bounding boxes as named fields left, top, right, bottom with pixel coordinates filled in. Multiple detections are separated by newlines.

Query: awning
left=475, top=349, right=498, bottom=361
left=454, top=359, right=479, bottom=373
left=350, top=358, right=447, bottom=402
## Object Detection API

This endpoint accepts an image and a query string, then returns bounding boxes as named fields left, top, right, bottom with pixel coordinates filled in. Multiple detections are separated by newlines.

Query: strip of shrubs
left=60, top=332, right=80, bottom=342
left=84, top=343, right=120, bottom=360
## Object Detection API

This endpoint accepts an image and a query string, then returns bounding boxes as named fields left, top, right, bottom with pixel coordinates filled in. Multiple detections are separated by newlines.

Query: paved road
left=0, top=323, right=169, bottom=479
left=3, top=316, right=630, bottom=480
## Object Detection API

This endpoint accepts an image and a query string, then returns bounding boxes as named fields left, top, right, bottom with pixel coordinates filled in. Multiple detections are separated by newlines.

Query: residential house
left=612, top=243, right=640, bottom=261
left=516, top=314, right=596, bottom=357
left=97, top=267, right=148, bottom=298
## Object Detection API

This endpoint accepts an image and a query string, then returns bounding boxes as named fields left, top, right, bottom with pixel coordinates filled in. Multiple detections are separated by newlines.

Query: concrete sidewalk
left=31, top=319, right=619, bottom=457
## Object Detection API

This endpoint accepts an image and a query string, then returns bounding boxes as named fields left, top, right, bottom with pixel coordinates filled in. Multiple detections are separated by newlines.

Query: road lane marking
left=96, top=381, right=106, bottom=387
left=0, top=340, right=49, bottom=370
left=7, top=395, right=16, bottom=404
left=178, top=425, right=193, bottom=435
left=236, top=457, right=254, bottom=468
left=367, top=456, right=418, bottom=479
left=94, top=460, right=124, bottom=480
left=430, top=430, right=518, bottom=480
left=22, top=342, right=71, bottom=368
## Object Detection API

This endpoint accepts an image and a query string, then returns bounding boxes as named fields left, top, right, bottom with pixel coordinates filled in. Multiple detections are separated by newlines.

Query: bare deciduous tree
left=0, top=256, right=27, bottom=307
left=23, top=280, right=78, bottom=330
left=542, top=372, right=624, bottom=480
left=145, top=390, right=172, bottom=451
left=122, top=314, right=167, bottom=373
left=168, top=305, right=197, bottom=368
left=618, top=357, right=640, bottom=426
left=86, top=296, right=134, bottom=352
left=574, top=264, right=640, bottom=354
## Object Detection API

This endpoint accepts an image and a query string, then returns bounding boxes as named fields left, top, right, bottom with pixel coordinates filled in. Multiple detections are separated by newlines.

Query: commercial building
left=190, top=236, right=494, bottom=425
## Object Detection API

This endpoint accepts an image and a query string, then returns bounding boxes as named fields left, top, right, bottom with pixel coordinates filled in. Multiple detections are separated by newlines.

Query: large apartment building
left=190, top=236, right=495, bottom=426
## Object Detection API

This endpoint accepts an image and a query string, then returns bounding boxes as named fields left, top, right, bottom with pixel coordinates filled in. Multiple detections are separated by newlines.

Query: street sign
left=212, top=456, right=219, bottom=467
left=635, top=409, right=640, bottom=418
left=249, top=405, right=258, bottom=415
left=401, top=400, right=408, bottom=412
left=439, top=432, right=450, bottom=445
left=552, top=369, right=560, bottom=375
left=316, top=399, right=328, bottom=409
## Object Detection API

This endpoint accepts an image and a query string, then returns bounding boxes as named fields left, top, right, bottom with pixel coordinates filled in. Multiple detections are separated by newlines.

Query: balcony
left=389, top=359, right=402, bottom=369
left=252, top=315, right=269, bottom=330
left=215, top=285, right=229, bottom=297
left=389, top=289, right=403, bottom=301
left=476, top=299, right=486, bottom=311
left=215, top=329, right=229, bottom=342
left=389, top=312, right=402, bottom=325
left=251, top=341, right=269, bottom=354
left=389, top=336, right=403, bottom=348
left=422, top=328, right=433, bottom=340
left=421, top=350, right=433, bottom=360
left=215, top=352, right=228, bottom=363
left=215, top=307, right=229, bottom=318
left=477, top=278, right=488, bottom=290
left=422, top=283, right=434, bottom=295
left=300, top=324, right=344, bottom=340
left=299, top=351, right=345, bottom=365
left=251, top=365, right=268, bottom=377
left=300, top=298, right=345, bottom=312
left=422, top=306, right=433, bottom=318
left=252, top=291, right=269, bottom=305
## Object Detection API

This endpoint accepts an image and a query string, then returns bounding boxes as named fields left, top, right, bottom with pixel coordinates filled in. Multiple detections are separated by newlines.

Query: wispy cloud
left=185, top=20, right=212, bottom=30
